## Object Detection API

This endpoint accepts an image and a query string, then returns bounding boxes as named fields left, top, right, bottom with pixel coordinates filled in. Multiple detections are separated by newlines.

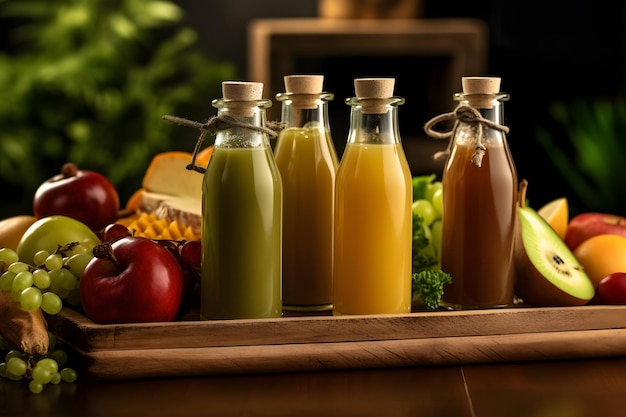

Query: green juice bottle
left=201, top=81, right=283, bottom=320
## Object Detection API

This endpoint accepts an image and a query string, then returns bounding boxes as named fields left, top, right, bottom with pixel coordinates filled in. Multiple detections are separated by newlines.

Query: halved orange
left=195, top=145, right=214, bottom=167
left=537, top=197, right=568, bottom=240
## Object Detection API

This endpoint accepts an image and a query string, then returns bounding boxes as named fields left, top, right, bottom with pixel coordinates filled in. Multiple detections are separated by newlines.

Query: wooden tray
left=47, top=305, right=626, bottom=381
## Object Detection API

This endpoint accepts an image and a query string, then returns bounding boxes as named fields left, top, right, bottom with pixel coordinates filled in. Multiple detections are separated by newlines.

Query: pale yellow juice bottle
left=333, top=78, right=412, bottom=315
left=274, top=75, right=338, bottom=312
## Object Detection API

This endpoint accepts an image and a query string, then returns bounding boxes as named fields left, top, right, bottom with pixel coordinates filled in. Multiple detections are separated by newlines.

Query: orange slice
left=537, top=197, right=568, bottom=240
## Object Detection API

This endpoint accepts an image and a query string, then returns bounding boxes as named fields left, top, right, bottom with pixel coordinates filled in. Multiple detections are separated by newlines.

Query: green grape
left=41, top=292, right=63, bottom=315
left=29, top=380, right=44, bottom=394
left=5, top=349, right=25, bottom=362
left=20, top=287, right=43, bottom=310
left=0, top=247, right=19, bottom=266
left=68, top=244, right=88, bottom=256
left=8, top=261, right=29, bottom=274
left=60, top=270, right=79, bottom=290
left=0, top=363, right=7, bottom=378
left=12, top=271, right=33, bottom=292
left=0, top=271, right=16, bottom=291
left=5, top=370, right=23, bottom=381
left=37, top=358, right=59, bottom=374
left=48, top=350, right=68, bottom=367
left=65, top=253, right=93, bottom=277
left=431, top=188, right=443, bottom=219
left=32, top=269, right=51, bottom=289
left=47, top=332, right=57, bottom=352
left=33, top=250, right=50, bottom=267
left=50, top=372, right=62, bottom=385
left=6, top=357, right=28, bottom=376
left=412, top=199, right=437, bottom=226
left=424, top=181, right=443, bottom=203
left=60, top=367, right=77, bottom=383
left=48, top=269, right=65, bottom=290
left=31, top=365, right=53, bottom=384
left=44, top=254, right=64, bottom=271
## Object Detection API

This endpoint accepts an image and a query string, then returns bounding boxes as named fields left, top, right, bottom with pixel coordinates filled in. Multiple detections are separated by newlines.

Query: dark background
left=174, top=0, right=626, bottom=215
left=1, top=0, right=625, bottom=217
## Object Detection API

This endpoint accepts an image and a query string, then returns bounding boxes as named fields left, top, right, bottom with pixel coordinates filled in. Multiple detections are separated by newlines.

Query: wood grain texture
left=46, top=305, right=626, bottom=380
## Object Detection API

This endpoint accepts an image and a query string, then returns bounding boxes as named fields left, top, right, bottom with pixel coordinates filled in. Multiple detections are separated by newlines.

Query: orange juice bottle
left=273, top=75, right=338, bottom=312
left=440, top=77, right=518, bottom=309
left=201, top=81, right=283, bottom=320
left=333, top=78, right=412, bottom=315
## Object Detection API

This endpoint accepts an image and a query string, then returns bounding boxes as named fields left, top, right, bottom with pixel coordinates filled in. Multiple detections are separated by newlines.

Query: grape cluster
left=0, top=332, right=77, bottom=393
left=0, top=243, right=93, bottom=313
left=412, top=176, right=444, bottom=269
left=0, top=244, right=89, bottom=394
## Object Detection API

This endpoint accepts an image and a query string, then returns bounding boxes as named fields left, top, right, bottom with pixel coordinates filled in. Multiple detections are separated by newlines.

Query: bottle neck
left=453, top=93, right=509, bottom=146
left=211, top=98, right=272, bottom=148
left=455, top=92, right=508, bottom=124
left=345, top=97, right=404, bottom=145
left=277, top=92, right=333, bottom=129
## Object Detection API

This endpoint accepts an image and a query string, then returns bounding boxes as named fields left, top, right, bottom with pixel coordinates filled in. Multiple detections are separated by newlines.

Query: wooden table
left=2, top=357, right=625, bottom=417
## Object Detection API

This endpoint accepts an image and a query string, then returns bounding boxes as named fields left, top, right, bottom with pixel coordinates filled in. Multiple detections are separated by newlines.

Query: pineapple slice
left=117, top=212, right=200, bottom=241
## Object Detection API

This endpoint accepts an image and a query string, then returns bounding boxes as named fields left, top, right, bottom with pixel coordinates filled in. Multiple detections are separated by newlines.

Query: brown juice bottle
left=440, top=77, right=518, bottom=309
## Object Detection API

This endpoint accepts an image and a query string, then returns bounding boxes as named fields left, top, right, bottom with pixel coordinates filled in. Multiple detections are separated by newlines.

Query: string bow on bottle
left=162, top=114, right=285, bottom=174
left=423, top=105, right=510, bottom=167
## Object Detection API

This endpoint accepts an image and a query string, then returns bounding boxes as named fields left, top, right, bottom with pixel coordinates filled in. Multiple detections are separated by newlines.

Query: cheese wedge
left=142, top=152, right=203, bottom=201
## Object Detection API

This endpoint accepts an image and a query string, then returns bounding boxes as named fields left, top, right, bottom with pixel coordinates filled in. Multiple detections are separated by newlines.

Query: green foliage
left=411, top=269, right=452, bottom=311
left=0, top=0, right=236, bottom=216
left=536, top=98, right=626, bottom=215
left=411, top=210, right=438, bottom=274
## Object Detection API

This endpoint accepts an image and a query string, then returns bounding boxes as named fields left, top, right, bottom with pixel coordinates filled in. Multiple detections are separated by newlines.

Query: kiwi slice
left=514, top=181, right=595, bottom=306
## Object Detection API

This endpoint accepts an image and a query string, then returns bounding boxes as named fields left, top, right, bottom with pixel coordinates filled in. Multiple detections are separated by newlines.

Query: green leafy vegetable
left=411, top=214, right=438, bottom=273
left=412, top=269, right=452, bottom=310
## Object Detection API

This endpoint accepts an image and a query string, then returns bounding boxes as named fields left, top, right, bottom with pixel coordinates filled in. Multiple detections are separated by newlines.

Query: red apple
left=80, top=236, right=183, bottom=324
left=34, top=162, right=120, bottom=232
left=593, top=272, right=626, bottom=305
left=564, top=212, right=626, bottom=250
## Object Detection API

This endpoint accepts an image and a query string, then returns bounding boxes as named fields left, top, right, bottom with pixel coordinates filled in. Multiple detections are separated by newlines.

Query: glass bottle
left=201, top=81, right=282, bottom=320
left=440, top=76, right=518, bottom=309
left=333, top=78, right=412, bottom=315
left=273, top=75, right=338, bottom=312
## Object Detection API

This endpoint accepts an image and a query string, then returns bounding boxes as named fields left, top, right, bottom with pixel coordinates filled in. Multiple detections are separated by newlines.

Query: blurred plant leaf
left=536, top=98, right=626, bottom=215
left=0, top=0, right=236, bottom=216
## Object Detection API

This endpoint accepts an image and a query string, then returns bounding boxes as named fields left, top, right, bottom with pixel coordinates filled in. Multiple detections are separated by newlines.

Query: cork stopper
left=284, top=75, right=324, bottom=94
left=354, top=78, right=396, bottom=113
left=222, top=81, right=263, bottom=101
left=221, top=81, right=264, bottom=117
left=461, top=77, right=501, bottom=109
left=283, top=75, right=324, bottom=109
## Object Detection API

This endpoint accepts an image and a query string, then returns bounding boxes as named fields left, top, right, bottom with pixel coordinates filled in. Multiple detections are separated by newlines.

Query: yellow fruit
left=537, top=197, right=568, bottom=240
left=195, top=145, right=214, bottom=167
left=117, top=212, right=199, bottom=241
left=573, top=234, right=626, bottom=288
left=142, top=151, right=203, bottom=200
left=0, top=215, right=38, bottom=251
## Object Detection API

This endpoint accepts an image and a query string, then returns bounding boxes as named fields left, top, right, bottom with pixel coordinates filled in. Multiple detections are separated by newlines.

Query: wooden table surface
left=2, top=357, right=624, bottom=417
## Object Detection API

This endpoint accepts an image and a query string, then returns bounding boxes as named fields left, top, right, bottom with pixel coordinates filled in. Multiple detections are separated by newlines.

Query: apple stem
left=61, top=162, right=78, bottom=178
left=519, top=179, right=528, bottom=209
left=92, top=242, right=119, bottom=268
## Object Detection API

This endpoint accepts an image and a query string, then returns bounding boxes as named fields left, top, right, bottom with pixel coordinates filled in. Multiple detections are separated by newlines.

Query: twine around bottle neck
left=423, top=105, right=509, bottom=167
left=162, top=114, right=285, bottom=174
